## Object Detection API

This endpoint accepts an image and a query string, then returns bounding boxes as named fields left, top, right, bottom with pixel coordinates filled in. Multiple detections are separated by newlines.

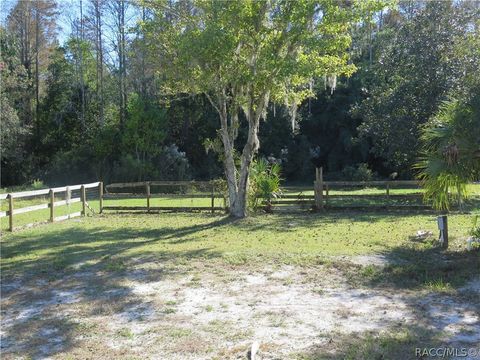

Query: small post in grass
left=437, top=215, right=448, bottom=249
left=314, top=167, right=324, bottom=211
left=49, top=189, right=55, bottom=222
left=146, top=182, right=151, bottom=212
left=81, top=185, right=86, bottom=216
left=99, top=182, right=103, bottom=214
left=8, top=194, right=13, bottom=232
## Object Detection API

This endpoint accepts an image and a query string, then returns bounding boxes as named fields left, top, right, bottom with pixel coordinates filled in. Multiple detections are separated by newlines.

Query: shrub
left=470, top=216, right=480, bottom=239
left=248, top=158, right=282, bottom=212
left=31, top=179, right=45, bottom=190
left=341, top=163, right=373, bottom=181
left=467, top=216, right=480, bottom=251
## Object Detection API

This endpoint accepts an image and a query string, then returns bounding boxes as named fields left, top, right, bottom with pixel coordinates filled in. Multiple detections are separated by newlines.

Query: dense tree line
left=1, top=0, right=479, bottom=188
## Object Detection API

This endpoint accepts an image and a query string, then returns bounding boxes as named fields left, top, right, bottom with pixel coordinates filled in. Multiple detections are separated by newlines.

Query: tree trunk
left=79, top=0, right=86, bottom=131
left=117, top=0, right=127, bottom=130
left=94, top=0, right=104, bottom=126
left=217, top=99, right=240, bottom=216
left=218, top=92, right=269, bottom=218
left=35, top=4, right=40, bottom=139
left=22, top=2, right=33, bottom=126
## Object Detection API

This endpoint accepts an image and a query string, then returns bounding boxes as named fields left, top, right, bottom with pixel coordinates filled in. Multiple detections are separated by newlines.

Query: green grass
left=116, top=328, right=134, bottom=339
left=1, top=211, right=478, bottom=282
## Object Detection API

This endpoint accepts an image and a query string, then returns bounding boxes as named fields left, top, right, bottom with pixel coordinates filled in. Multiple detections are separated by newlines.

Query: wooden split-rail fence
left=261, top=167, right=427, bottom=211
left=103, top=181, right=226, bottom=213
left=1, top=171, right=436, bottom=232
left=103, top=174, right=428, bottom=214
left=309, top=167, right=427, bottom=211
left=1, top=182, right=102, bottom=232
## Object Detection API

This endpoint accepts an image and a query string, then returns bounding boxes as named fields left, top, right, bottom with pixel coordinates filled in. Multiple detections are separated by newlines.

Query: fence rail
left=103, top=178, right=430, bottom=214
left=104, top=181, right=226, bottom=213
left=1, top=182, right=102, bottom=231
left=305, top=168, right=429, bottom=211
left=267, top=175, right=428, bottom=211
left=322, top=180, right=420, bottom=187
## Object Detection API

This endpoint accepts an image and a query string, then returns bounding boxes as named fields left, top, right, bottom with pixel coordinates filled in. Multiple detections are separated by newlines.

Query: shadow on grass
left=1, top=210, right=435, bottom=268
left=0, top=216, right=237, bottom=275
left=345, top=245, right=480, bottom=291
left=0, top=216, right=241, bottom=358
left=236, top=210, right=437, bottom=232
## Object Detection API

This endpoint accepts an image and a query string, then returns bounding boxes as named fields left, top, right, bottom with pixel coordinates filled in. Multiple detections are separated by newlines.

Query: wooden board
left=106, top=181, right=150, bottom=188
left=103, top=193, right=224, bottom=199
left=106, top=181, right=215, bottom=189
left=324, top=180, right=420, bottom=187
left=0, top=198, right=82, bottom=217
left=279, top=194, right=315, bottom=199
left=5, top=182, right=100, bottom=199
left=325, top=205, right=432, bottom=210
left=53, top=198, right=81, bottom=207
left=325, top=194, right=422, bottom=198
left=269, top=200, right=315, bottom=205
left=103, top=206, right=225, bottom=211
left=54, top=212, right=82, bottom=222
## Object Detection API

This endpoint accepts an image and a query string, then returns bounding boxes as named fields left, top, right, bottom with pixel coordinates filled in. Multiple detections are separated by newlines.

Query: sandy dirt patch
left=1, top=263, right=479, bottom=359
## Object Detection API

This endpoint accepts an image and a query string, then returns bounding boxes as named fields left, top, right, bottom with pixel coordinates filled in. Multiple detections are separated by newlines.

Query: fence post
left=49, top=189, right=55, bottom=222
left=99, top=182, right=103, bottom=214
left=81, top=185, right=86, bottom=216
left=314, top=167, right=324, bottom=211
left=386, top=183, right=390, bottom=205
left=8, top=194, right=13, bottom=232
left=146, top=182, right=151, bottom=212
left=438, top=215, right=448, bottom=249
left=211, top=183, right=215, bottom=213
left=325, top=184, right=329, bottom=207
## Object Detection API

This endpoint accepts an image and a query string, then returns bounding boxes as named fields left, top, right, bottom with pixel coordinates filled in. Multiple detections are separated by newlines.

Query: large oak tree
left=145, top=0, right=381, bottom=217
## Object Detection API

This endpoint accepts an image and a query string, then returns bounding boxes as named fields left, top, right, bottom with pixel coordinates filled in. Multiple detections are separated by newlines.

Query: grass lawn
left=1, top=199, right=479, bottom=359
left=2, top=211, right=478, bottom=287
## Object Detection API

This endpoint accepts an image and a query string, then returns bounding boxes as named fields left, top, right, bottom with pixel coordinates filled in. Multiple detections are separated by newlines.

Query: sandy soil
left=1, top=259, right=479, bottom=359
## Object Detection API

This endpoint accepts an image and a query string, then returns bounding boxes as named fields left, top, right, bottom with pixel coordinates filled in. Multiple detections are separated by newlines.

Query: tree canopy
left=144, top=0, right=382, bottom=216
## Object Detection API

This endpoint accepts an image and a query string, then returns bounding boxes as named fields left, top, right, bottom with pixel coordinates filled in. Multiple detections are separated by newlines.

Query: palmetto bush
left=415, top=83, right=480, bottom=211
left=248, top=158, right=282, bottom=212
